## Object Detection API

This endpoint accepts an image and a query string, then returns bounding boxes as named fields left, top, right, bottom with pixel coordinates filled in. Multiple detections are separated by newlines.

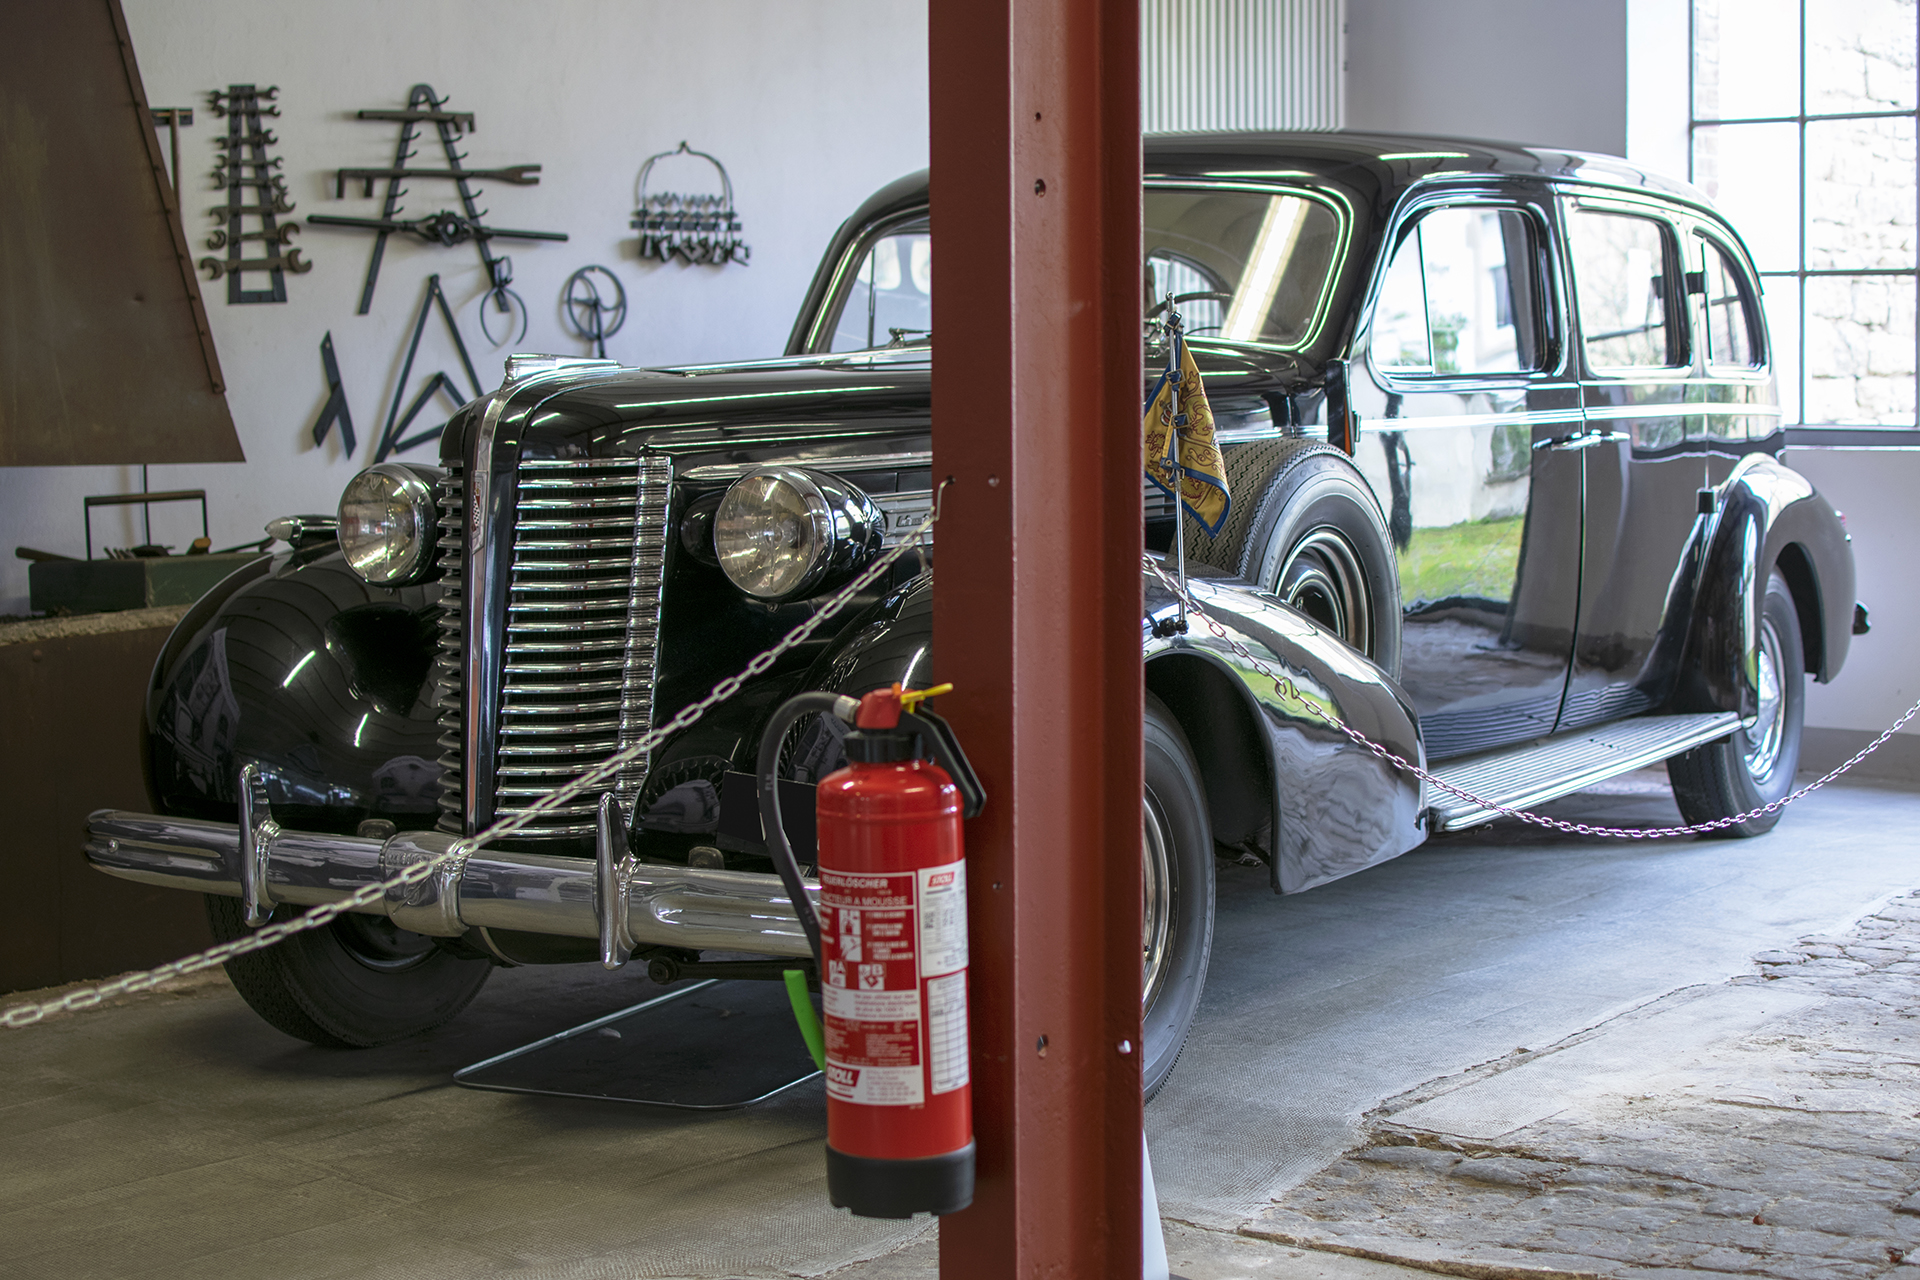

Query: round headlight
left=714, top=467, right=882, bottom=600
left=338, top=463, right=439, bottom=586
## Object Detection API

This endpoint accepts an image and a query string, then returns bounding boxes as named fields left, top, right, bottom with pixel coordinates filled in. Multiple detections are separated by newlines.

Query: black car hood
left=444, top=342, right=1313, bottom=470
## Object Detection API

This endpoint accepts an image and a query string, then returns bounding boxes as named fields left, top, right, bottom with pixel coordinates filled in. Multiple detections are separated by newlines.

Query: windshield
left=822, top=188, right=1343, bottom=354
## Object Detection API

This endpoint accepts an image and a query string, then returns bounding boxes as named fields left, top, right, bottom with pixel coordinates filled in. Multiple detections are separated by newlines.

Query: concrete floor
left=5, top=773, right=1919, bottom=1279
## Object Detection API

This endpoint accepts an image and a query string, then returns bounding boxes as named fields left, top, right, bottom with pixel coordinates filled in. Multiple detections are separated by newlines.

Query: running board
left=1424, top=712, right=1743, bottom=832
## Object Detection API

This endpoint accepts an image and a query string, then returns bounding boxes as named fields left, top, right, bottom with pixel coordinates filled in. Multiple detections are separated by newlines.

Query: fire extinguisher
left=757, top=682, right=986, bottom=1219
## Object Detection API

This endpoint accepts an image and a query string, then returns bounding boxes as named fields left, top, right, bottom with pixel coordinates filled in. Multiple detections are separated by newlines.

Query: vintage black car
left=88, top=134, right=1860, bottom=1099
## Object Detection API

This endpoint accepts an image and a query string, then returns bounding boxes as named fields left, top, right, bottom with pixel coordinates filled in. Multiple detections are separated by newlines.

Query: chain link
left=1, top=491, right=949, bottom=1030
left=1145, top=556, right=1920, bottom=840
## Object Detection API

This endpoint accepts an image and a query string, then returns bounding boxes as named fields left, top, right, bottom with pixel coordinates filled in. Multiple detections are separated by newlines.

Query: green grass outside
left=1396, top=514, right=1524, bottom=605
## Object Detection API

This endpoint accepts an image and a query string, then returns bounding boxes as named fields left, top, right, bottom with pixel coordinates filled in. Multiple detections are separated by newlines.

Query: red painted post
left=929, top=0, right=1144, bottom=1274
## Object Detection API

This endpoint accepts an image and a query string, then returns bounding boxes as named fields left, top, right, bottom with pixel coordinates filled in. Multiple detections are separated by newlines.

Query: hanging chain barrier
left=6, top=510, right=1910, bottom=1030
left=0, top=485, right=952, bottom=1031
left=1143, top=555, right=1920, bottom=841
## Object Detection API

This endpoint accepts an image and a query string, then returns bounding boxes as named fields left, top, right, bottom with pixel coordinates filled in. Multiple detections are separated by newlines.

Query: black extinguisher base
left=827, top=1140, right=975, bottom=1218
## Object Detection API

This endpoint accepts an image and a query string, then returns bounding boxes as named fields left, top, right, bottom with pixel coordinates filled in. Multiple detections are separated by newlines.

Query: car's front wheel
left=1141, top=694, right=1215, bottom=1100
left=1667, top=568, right=1806, bottom=837
left=207, top=895, right=493, bottom=1047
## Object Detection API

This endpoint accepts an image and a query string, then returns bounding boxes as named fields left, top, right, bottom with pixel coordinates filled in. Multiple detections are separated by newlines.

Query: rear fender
left=1676, top=454, right=1855, bottom=716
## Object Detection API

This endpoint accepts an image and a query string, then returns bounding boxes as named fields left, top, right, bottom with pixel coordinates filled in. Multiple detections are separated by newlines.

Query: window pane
left=1371, top=230, right=1431, bottom=371
left=1413, top=207, right=1544, bottom=375
left=1761, top=275, right=1802, bottom=423
left=1691, top=122, right=1801, bottom=272
left=1570, top=210, right=1682, bottom=368
left=1143, top=190, right=1343, bottom=347
left=1807, top=0, right=1919, bottom=114
left=1701, top=239, right=1762, bottom=367
left=1805, top=274, right=1918, bottom=424
left=1693, top=0, right=1801, bottom=120
left=831, top=227, right=931, bottom=352
left=1807, top=115, right=1918, bottom=270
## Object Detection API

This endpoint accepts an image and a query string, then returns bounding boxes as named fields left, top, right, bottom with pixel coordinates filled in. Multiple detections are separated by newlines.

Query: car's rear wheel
left=207, top=895, right=493, bottom=1047
left=1667, top=569, right=1806, bottom=837
left=1141, top=694, right=1215, bottom=1101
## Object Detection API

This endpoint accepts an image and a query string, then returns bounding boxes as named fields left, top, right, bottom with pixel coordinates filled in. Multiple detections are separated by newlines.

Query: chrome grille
left=494, top=457, right=672, bottom=838
left=433, top=467, right=465, bottom=834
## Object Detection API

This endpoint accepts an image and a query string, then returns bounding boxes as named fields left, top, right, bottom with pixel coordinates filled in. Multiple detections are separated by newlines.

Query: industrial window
left=1692, top=0, right=1919, bottom=431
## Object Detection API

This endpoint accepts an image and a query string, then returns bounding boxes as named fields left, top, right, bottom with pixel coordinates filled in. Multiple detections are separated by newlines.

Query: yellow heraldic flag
left=1142, top=325, right=1231, bottom=536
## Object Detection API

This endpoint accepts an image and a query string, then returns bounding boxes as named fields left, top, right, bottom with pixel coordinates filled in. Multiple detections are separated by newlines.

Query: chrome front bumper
left=84, top=804, right=815, bottom=965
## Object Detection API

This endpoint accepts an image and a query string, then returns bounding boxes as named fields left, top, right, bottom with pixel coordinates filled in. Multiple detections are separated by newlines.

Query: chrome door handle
left=1534, top=429, right=1629, bottom=452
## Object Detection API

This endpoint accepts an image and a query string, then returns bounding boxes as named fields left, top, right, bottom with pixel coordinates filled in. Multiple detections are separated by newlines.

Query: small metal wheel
left=1668, top=569, right=1807, bottom=837
left=1141, top=693, right=1215, bottom=1101
left=206, top=895, right=492, bottom=1047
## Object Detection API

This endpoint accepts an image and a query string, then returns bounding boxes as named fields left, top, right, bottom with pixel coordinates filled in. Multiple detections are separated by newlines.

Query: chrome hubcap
left=1744, top=616, right=1787, bottom=781
left=1277, top=527, right=1374, bottom=657
left=1142, top=798, right=1173, bottom=1013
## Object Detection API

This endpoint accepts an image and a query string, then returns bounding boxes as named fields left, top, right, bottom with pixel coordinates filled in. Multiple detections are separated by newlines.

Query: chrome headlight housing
left=337, top=462, right=441, bottom=587
left=714, top=467, right=883, bottom=600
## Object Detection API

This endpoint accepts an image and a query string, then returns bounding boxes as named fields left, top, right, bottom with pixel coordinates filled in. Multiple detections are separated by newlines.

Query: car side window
left=1568, top=209, right=1684, bottom=370
left=830, top=226, right=932, bottom=352
left=1371, top=205, right=1547, bottom=377
left=1699, top=237, right=1762, bottom=369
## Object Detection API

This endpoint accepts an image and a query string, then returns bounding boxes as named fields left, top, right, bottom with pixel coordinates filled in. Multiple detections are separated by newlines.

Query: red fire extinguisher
left=757, top=682, right=986, bottom=1219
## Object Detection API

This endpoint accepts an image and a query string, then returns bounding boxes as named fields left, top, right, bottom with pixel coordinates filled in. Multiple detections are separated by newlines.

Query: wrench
left=199, top=248, right=311, bottom=280
left=333, top=164, right=541, bottom=198
left=206, top=223, right=299, bottom=250
left=210, top=194, right=296, bottom=217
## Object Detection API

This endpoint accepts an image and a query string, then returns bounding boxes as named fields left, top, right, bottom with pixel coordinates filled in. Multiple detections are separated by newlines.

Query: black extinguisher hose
left=756, top=691, right=853, bottom=970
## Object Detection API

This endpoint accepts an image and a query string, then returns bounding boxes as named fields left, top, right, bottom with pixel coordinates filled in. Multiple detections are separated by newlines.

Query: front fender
left=1676, top=454, right=1855, bottom=716
left=145, top=546, right=446, bottom=833
left=789, top=564, right=1427, bottom=895
left=1145, top=567, right=1426, bottom=893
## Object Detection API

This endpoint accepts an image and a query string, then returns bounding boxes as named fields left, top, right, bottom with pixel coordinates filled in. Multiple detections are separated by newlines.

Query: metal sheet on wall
left=1143, top=0, right=1345, bottom=133
left=0, top=0, right=242, bottom=467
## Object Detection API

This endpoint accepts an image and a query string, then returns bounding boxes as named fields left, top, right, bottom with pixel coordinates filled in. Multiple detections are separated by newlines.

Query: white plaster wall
left=1345, top=0, right=1628, bottom=155
left=0, top=0, right=928, bottom=614
left=1785, top=448, right=1920, bottom=743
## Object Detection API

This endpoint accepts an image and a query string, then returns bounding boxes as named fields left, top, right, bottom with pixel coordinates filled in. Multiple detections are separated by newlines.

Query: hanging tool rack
left=202, top=85, right=308, bottom=303
left=306, top=83, right=566, bottom=338
left=630, top=142, right=749, bottom=266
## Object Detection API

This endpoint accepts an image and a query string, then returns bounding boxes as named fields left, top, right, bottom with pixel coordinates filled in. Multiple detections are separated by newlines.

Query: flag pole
left=1165, top=297, right=1188, bottom=631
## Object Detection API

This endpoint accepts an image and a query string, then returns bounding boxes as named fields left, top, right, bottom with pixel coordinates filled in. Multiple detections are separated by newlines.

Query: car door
left=1558, top=197, right=1706, bottom=728
left=1347, top=184, right=1585, bottom=760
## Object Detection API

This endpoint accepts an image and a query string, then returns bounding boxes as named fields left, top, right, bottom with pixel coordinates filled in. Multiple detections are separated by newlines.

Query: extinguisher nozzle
left=783, top=968, right=827, bottom=1073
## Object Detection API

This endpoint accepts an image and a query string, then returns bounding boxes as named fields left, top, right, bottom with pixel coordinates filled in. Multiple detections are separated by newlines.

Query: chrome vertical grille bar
left=433, top=467, right=465, bottom=834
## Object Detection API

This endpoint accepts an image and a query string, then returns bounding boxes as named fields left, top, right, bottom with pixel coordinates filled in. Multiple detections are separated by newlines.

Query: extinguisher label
left=822, top=868, right=925, bottom=1107
left=916, top=863, right=968, bottom=978
left=926, top=970, right=970, bottom=1095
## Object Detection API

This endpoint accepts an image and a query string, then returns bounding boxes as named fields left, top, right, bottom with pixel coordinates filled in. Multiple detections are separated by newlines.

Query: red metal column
left=930, top=0, right=1144, bottom=1274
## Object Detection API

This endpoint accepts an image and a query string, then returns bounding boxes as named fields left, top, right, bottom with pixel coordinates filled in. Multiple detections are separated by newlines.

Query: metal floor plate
left=454, top=978, right=823, bottom=1109
left=1426, top=712, right=1743, bottom=831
